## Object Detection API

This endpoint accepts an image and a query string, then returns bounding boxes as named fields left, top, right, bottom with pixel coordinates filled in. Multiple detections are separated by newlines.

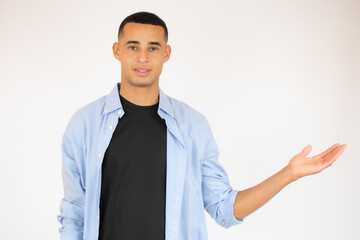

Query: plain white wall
left=0, top=0, right=359, bottom=239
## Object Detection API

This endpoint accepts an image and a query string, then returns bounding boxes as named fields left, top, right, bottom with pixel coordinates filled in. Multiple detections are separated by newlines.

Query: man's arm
left=57, top=122, right=85, bottom=240
left=233, top=143, right=347, bottom=220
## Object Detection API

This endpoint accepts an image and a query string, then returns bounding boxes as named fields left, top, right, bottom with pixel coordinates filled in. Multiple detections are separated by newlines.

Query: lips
left=134, top=68, right=151, bottom=77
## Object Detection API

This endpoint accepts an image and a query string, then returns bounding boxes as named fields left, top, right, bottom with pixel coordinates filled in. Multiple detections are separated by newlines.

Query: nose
left=137, top=49, right=149, bottom=63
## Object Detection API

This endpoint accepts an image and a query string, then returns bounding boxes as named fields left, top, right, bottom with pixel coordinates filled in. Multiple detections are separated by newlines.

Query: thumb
left=298, top=144, right=312, bottom=157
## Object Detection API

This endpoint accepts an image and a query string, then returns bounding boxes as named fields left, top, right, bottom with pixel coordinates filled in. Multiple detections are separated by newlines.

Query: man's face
left=113, top=22, right=171, bottom=88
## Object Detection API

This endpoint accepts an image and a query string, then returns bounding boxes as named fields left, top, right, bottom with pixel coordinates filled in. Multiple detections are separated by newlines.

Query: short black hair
left=118, top=12, right=168, bottom=42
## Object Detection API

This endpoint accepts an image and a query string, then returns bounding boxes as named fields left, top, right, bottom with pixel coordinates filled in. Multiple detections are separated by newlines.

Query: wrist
left=282, top=165, right=298, bottom=183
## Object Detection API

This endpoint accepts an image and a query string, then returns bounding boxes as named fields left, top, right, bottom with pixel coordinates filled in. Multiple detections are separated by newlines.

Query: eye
left=128, top=46, right=137, bottom=51
left=149, top=47, right=159, bottom=51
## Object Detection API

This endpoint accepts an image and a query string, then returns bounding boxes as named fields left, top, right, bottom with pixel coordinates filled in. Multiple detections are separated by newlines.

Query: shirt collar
left=102, top=83, right=122, bottom=114
left=103, top=82, right=174, bottom=118
left=158, top=87, right=175, bottom=118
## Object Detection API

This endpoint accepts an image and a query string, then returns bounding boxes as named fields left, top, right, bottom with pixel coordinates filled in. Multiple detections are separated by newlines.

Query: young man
left=57, top=12, right=347, bottom=240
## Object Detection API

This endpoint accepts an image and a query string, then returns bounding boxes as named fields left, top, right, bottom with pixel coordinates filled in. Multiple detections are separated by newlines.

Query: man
left=57, top=11, right=347, bottom=240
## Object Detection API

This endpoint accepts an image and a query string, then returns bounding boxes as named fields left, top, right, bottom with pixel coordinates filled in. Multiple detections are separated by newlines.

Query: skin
left=112, top=22, right=171, bottom=106
left=112, top=21, right=348, bottom=221
left=233, top=143, right=347, bottom=220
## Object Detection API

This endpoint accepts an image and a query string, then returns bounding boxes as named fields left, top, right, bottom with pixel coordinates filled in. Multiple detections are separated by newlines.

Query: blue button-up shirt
left=57, top=83, right=243, bottom=240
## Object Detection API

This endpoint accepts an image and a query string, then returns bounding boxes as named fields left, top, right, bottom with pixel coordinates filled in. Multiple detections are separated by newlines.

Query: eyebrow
left=149, top=41, right=162, bottom=47
left=125, top=40, right=162, bottom=47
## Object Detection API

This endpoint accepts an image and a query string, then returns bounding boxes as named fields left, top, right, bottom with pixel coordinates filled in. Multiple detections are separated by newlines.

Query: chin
left=131, top=79, right=157, bottom=88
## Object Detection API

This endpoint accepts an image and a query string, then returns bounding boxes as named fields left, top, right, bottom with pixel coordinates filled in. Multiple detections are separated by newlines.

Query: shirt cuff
left=224, top=189, right=244, bottom=228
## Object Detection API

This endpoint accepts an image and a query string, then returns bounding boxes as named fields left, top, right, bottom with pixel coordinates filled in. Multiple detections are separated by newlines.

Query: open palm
left=288, top=143, right=347, bottom=181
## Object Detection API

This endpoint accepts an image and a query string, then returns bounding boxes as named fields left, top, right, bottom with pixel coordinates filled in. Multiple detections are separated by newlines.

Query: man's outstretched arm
left=233, top=143, right=347, bottom=221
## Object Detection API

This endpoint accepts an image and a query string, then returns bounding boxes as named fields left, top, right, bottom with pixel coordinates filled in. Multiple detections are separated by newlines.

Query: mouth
left=134, top=68, right=151, bottom=77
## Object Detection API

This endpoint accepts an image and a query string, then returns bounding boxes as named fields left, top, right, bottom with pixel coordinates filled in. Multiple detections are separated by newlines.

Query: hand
left=287, top=143, right=347, bottom=181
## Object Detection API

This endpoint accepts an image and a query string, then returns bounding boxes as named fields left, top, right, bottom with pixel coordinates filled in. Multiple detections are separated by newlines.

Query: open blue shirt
left=57, top=83, right=243, bottom=240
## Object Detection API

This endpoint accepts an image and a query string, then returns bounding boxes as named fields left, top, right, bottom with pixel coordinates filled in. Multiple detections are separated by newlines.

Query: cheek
left=120, top=51, right=136, bottom=61
left=151, top=57, right=165, bottom=68
left=120, top=57, right=136, bottom=68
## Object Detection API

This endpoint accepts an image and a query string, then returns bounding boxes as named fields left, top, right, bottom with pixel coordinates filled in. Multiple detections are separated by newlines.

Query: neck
left=119, top=81, right=159, bottom=106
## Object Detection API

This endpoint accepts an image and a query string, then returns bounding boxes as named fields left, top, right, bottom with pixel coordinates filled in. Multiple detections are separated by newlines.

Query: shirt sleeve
left=57, top=120, right=85, bottom=240
left=200, top=117, right=244, bottom=229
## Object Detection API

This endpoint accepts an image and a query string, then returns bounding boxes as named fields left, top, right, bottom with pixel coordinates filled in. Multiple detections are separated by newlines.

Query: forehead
left=120, top=22, right=166, bottom=43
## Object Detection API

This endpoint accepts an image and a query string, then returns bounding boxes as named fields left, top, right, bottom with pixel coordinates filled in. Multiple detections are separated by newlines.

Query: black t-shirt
left=98, top=94, right=167, bottom=240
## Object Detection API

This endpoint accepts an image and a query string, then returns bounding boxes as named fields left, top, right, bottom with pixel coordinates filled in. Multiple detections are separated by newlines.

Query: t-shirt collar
left=103, top=82, right=174, bottom=118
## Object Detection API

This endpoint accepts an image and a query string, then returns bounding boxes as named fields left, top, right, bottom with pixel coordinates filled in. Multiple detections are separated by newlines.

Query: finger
left=323, top=144, right=347, bottom=166
left=317, top=143, right=341, bottom=158
left=299, top=144, right=312, bottom=157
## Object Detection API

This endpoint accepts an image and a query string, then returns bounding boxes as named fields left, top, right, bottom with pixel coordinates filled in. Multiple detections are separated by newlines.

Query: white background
left=1, top=0, right=359, bottom=239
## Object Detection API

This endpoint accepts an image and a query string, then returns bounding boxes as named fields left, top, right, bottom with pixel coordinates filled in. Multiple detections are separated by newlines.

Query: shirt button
left=96, top=183, right=98, bottom=187
left=104, top=109, right=108, bottom=113
left=109, top=125, right=113, bottom=129
left=98, top=153, right=102, bottom=158
left=118, top=110, right=122, bottom=115
left=171, top=113, right=175, bottom=118
left=96, top=215, right=99, bottom=220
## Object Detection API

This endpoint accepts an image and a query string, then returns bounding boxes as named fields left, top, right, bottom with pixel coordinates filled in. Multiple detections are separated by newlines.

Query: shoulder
left=64, top=95, right=106, bottom=136
left=166, top=95, right=212, bottom=135
left=167, top=95, right=207, bottom=122
left=165, top=94, right=218, bottom=159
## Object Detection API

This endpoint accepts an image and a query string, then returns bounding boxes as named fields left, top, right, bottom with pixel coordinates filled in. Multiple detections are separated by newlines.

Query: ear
left=112, top=42, right=121, bottom=62
left=163, top=44, right=172, bottom=63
